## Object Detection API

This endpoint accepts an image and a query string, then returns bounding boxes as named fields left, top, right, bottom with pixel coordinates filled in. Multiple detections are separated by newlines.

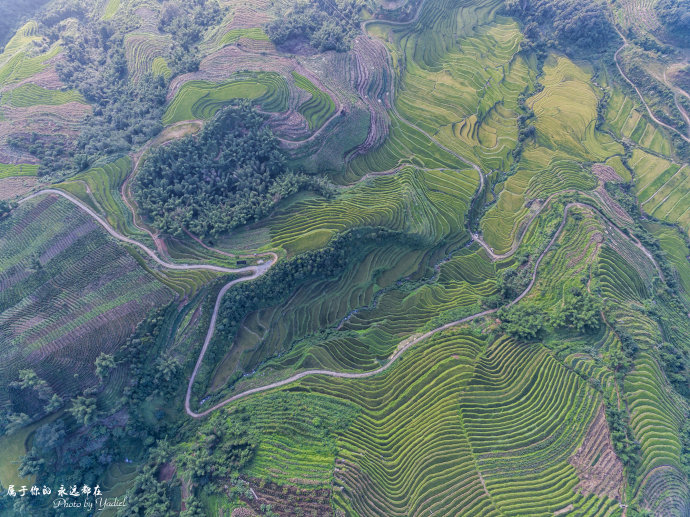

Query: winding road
left=19, top=182, right=658, bottom=419
left=613, top=27, right=690, bottom=144
left=12, top=1, right=669, bottom=419
left=184, top=200, right=658, bottom=417
left=19, top=189, right=275, bottom=275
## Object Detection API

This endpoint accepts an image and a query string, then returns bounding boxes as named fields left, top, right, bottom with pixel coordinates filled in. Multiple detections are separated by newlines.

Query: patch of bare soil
left=243, top=479, right=333, bottom=517
left=591, top=164, right=634, bottom=224
left=553, top=504, right=574, bottom=516
left=568, top=405, right=624, bottom=501
left=231, top=508, right=257, bottom=517
left=596, top=185, right=633, bottom=224
left=0, top=176, right=37, bottom=200
left=276, top=37, right=319, bottom=56
left=592, top=163, right=622, bottom=183
left=157, top=462, right=176, bottom=483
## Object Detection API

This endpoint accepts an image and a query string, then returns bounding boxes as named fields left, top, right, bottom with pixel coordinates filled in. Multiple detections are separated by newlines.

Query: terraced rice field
left=291, top=72, right=336, bottom=131
left=606, top=91, right=673, bottom=156
left=55, top=157, right=142, bottom=239
left=0, top=21, right=61, bottom=89
left=0, top=196, right=173, bottom=402
left=162, top=72, right=289, bottom=125
left=648, top=221, right=690, bottom=296
left=270, top=166, right=478, bottom=251
left=397, top=19, right=530, bottom=170
left=124, top=32, right=173, bottom=82
left=2, top=0, right=689, bottom=513
left=291, top=331, right=620, bottom=516
left=481, top=56, right=619, bottom=253
left=151, top=57, right=171, bottom=79
left=0, top=163, right=38, bottom=179
left=629, top=149, right=690, bottom=232
left=616, top=0, right=661, bottom=33
left=103, top=0, right=120, bottom=20
left=0, top=84, right=85, bottom=107
left=219, top=27, right=269, bottom=47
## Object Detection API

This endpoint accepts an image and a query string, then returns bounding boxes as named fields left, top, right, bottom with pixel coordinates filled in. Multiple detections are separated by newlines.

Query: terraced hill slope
left=0, top=0, right=689, bottom=515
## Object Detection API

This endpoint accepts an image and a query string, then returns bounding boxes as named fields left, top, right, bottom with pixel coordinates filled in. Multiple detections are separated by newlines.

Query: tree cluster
left=552, top=287, right=601, bottom=332
left=135, top=103, right=334, bottom=238
left=497, top=262, right=532, bottom=300
left=498, top=302, right=546, bottom=341
left=0, top=200, right=13, bottom=219
left=57, top=25, right=168, bottom=159
left=605, top=402, right=640, bottom=483
left=502, top=0, right=613, bottom=53
left=186, top=227, right=415, bottom=398
left=681, top=419, right=690, bottom=478
left=176, top=411, right=256, bottom=484
left=7, top=133, right=77, bottom=177
left=265, top=0, right=362, bottom=52
left=117, top=464, right=174, bottom=516
left=658, top=341, right=689, bottom=398
left=158, top=0, right=222, bottom=76
left=216, top=227, right=405, bottom=342
left=656, top=0, right=690, bottom=47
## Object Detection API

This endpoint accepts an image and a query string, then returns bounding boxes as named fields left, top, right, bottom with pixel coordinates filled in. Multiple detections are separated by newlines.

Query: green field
left=0, top=163, right=39, bottom=178
left=103, top=0, right=120, bottom=20
left=292, top=71, right=336, bottom=130
left=219, top=27, right=269, bottom=47
left=1, top=83, right=86, bottom=107
left=163, top=72, right=289, bottom=125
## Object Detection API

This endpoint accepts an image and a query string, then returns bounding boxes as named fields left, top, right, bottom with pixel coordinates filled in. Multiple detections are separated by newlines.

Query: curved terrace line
left=18, top=189, right=277, bottom=275
left=184, top=200, right=662, bottom=417
left=13, top=1, right=668, bottom=422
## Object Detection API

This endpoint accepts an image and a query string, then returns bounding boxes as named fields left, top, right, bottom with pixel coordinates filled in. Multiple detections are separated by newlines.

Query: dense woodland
left=135, top=103, right=334, bottom=238
left=656, top=0, right=690, bottom=47
left=502, top=0, right=613, bottom=53
left=265, top=0, right=363, bottom=52
left=157, top=0, right=222, bottom=75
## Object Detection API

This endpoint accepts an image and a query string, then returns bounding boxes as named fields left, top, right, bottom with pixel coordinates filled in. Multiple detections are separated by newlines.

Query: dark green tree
left=552, top=287, right=601, bottom=332
left=499, top=303, right=546, bottom=340
left=67, top=396, right=97, bottom=426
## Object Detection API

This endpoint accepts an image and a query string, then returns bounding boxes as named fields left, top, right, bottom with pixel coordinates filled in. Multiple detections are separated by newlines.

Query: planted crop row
left=0, top=45, right=61, bottom=87
left=629, top=149, right=690, bottom=233
left=211, top=243, right=426, bottom=389
left=219, top=27, right=269, bottom=47
left=163, top=72, right=289, bottom=125
left=124, top=33, right=172, bottom=82
left=0, top=163, right=38, bottom=178
left=1, top=83, right=85, bottom=107
left=268, top=166, right=477, bottom=252
left=0, top=196, right=172, bottom=403
left=291, top=71, right=336, bottom=131
left=289, top=331, right=614, bottom=516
